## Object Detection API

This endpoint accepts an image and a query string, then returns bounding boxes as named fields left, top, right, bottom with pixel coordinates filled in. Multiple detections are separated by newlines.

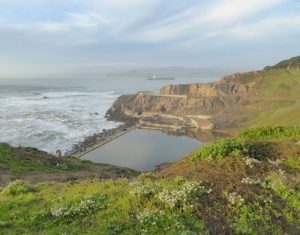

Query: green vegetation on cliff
left=264, top=55, right=300, bottom=70
left=225, top=68, right=300, bottom=128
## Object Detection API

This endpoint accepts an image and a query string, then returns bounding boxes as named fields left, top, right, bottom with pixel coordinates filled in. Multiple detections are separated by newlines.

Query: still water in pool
left=81, top=129, right=202, bottom=171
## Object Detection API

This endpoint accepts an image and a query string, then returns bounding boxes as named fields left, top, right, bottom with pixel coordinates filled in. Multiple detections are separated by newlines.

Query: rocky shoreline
left=106, top=72, right=261, bottom=131
left=67, top=73, right=253, bottom=159
left=66, top=122, right=136, bottom=158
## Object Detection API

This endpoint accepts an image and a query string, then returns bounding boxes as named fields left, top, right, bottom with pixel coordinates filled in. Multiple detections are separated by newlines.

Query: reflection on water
left=81, top=129, right=202, bottom=171
left=161, top=129, right=231, bottom=142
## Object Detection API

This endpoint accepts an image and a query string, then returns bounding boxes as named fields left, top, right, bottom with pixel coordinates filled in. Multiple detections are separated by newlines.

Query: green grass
left=0, top=143, right=89, bottom=174
left=1, top=126, right=299, bottom=234
left=190, top=138, right=250, bottom=162
left=0, top=178, right=209, bottom=235
left=239, top=126, right=300, bottom=140
left=253, top=69, right=300, bottom=126
left=257, top=69, right=300, bottom=97
left=190, top=126, right=300, bottom=162
left=226, top=69, right=300, bottom=127
left=0, top=143, right=138, bottom=184
left=0, top=170, right=299, bottom=234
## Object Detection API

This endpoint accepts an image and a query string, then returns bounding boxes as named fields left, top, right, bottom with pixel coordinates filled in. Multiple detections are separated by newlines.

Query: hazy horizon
left=0, top=0, right=300, bottom=78
left=0, top=65, right=235, bottom=80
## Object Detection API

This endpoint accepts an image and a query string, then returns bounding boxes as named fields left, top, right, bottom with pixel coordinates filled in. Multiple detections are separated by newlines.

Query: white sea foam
left=0, top=89, right=119, bottom=154
left=0, top=75, right=211, bottom=155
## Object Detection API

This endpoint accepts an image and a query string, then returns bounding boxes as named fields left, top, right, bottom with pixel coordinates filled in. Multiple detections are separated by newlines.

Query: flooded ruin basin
left=81, top=129, right=202, bottom=171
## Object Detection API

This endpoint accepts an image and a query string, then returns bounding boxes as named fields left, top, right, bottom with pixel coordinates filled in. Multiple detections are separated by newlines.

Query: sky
left=0, top=0, right=299, bottom=77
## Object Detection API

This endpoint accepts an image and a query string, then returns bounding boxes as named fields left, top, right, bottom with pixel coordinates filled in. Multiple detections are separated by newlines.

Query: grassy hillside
left=252, top=69, right=300, bottom=126
left=218, top=68, right=300, bottom=128
left=1, top=126, right=299, bottom=234
left=0, top=143, right=137, bottom=186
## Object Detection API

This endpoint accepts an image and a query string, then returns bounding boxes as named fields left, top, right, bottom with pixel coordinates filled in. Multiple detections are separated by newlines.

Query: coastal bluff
left=106, top=71, right=263, bottom=131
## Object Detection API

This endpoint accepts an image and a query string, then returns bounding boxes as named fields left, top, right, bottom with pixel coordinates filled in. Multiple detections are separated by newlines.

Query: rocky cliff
left=106, top=71, right=263, bottom=131
left=107, top=55, right=300, bottom=131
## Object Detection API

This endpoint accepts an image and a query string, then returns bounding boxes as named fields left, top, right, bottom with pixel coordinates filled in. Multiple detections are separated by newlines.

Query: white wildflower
left=224, top=192, right=245, bottom=207
left=241, top=177, right=261, bottom=185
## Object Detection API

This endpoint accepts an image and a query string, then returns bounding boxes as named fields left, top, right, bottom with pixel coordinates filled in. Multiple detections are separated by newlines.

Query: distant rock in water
left=43, top=96, right=48, bottom=99
left=264, top=55, right=300, bottom=70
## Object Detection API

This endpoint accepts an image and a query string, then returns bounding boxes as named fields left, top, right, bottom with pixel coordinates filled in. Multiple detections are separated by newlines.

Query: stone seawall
left=66, top=124, right=135, bottom=158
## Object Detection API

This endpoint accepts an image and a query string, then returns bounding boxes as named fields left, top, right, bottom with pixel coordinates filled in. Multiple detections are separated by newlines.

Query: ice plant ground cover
left=0, top=126, right=299, bottom=234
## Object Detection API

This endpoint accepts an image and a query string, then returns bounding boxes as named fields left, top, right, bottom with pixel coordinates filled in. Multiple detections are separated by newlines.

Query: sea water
left=0, top=76, right=213, bottom=154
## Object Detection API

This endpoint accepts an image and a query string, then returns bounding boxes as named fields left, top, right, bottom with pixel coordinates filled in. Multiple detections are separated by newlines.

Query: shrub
left=265, top=171, right=300, bottom=211
left=136, top=210, right=207, bottom=234
left=239, top=126, right=300, bottom=140
left=157, top=181, right=212, bottom=212
left=50, top=193, right=106, bottom=222
left=233, top=204, right=283, bottom=235
left=191, top=137, right=279, bottom=162
left=241, top=177, right=262, bottom=186
left=129, top=180, right=155, bottom=199
left=1, top=180, right=31, bottom=196
left=223, top=192, right=245, bottom=208
left=190, top=139, right=250, bottom=162
left=282, top=155, right=300, bottom=171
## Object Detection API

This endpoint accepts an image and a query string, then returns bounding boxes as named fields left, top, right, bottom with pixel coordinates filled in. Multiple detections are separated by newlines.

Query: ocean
left=0, top=76, right=214, bottom=154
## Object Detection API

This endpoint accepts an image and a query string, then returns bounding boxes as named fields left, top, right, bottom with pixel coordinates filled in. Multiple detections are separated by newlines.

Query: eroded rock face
left=106, top=71, right=262, bottom=130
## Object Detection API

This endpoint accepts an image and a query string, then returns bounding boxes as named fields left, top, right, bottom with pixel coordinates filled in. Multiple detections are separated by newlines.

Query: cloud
left=135, top=0, right=288, bottom=43
left=230, top=15, right=300, bottom=40
left=37, top=12, right=110, bottom=32
left=203, top=0, right=287, bottom=23
left=0, top=0, right=299, bottom=76
left=0, top=0, right=290, bottom=42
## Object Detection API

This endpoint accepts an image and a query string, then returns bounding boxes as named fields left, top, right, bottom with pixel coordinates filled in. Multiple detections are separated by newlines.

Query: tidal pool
left=81, top=129, right=202, bottom=171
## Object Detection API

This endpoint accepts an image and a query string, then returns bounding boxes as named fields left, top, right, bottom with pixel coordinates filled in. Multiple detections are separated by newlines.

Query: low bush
left=136, top=210, right=207, bottom=234
left=282, top=155, right=300, bottom=171
left=233, top=203, right=283, bottom=234
left=239, top=126, right=300, bottom=140
left=49, top=193, right=106, bottom=222
left=157, top=181, right=212, bottom=212
left=190, top=139, right=250, bottom=162
left=1, top=180, right=32, bottom=196
left=265, top=171, right=300, bottom=212
left=190, top=127, right=287, bottom=162
left=129, top=180, right=155, bottom=199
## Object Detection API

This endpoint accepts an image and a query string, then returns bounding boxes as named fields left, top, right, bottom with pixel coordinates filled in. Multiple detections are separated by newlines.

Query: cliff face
left=159, top=71, right=260, bottom=96
left=106, top=71, right=262, bottom=130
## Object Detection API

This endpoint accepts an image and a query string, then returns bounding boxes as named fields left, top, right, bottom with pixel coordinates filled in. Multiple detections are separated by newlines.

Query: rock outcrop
left=106, top=71, right=262, bottom=131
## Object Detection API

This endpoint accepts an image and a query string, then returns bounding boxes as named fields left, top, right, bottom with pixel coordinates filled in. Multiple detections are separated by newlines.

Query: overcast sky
left=0, top=0, right=299, bottom=77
